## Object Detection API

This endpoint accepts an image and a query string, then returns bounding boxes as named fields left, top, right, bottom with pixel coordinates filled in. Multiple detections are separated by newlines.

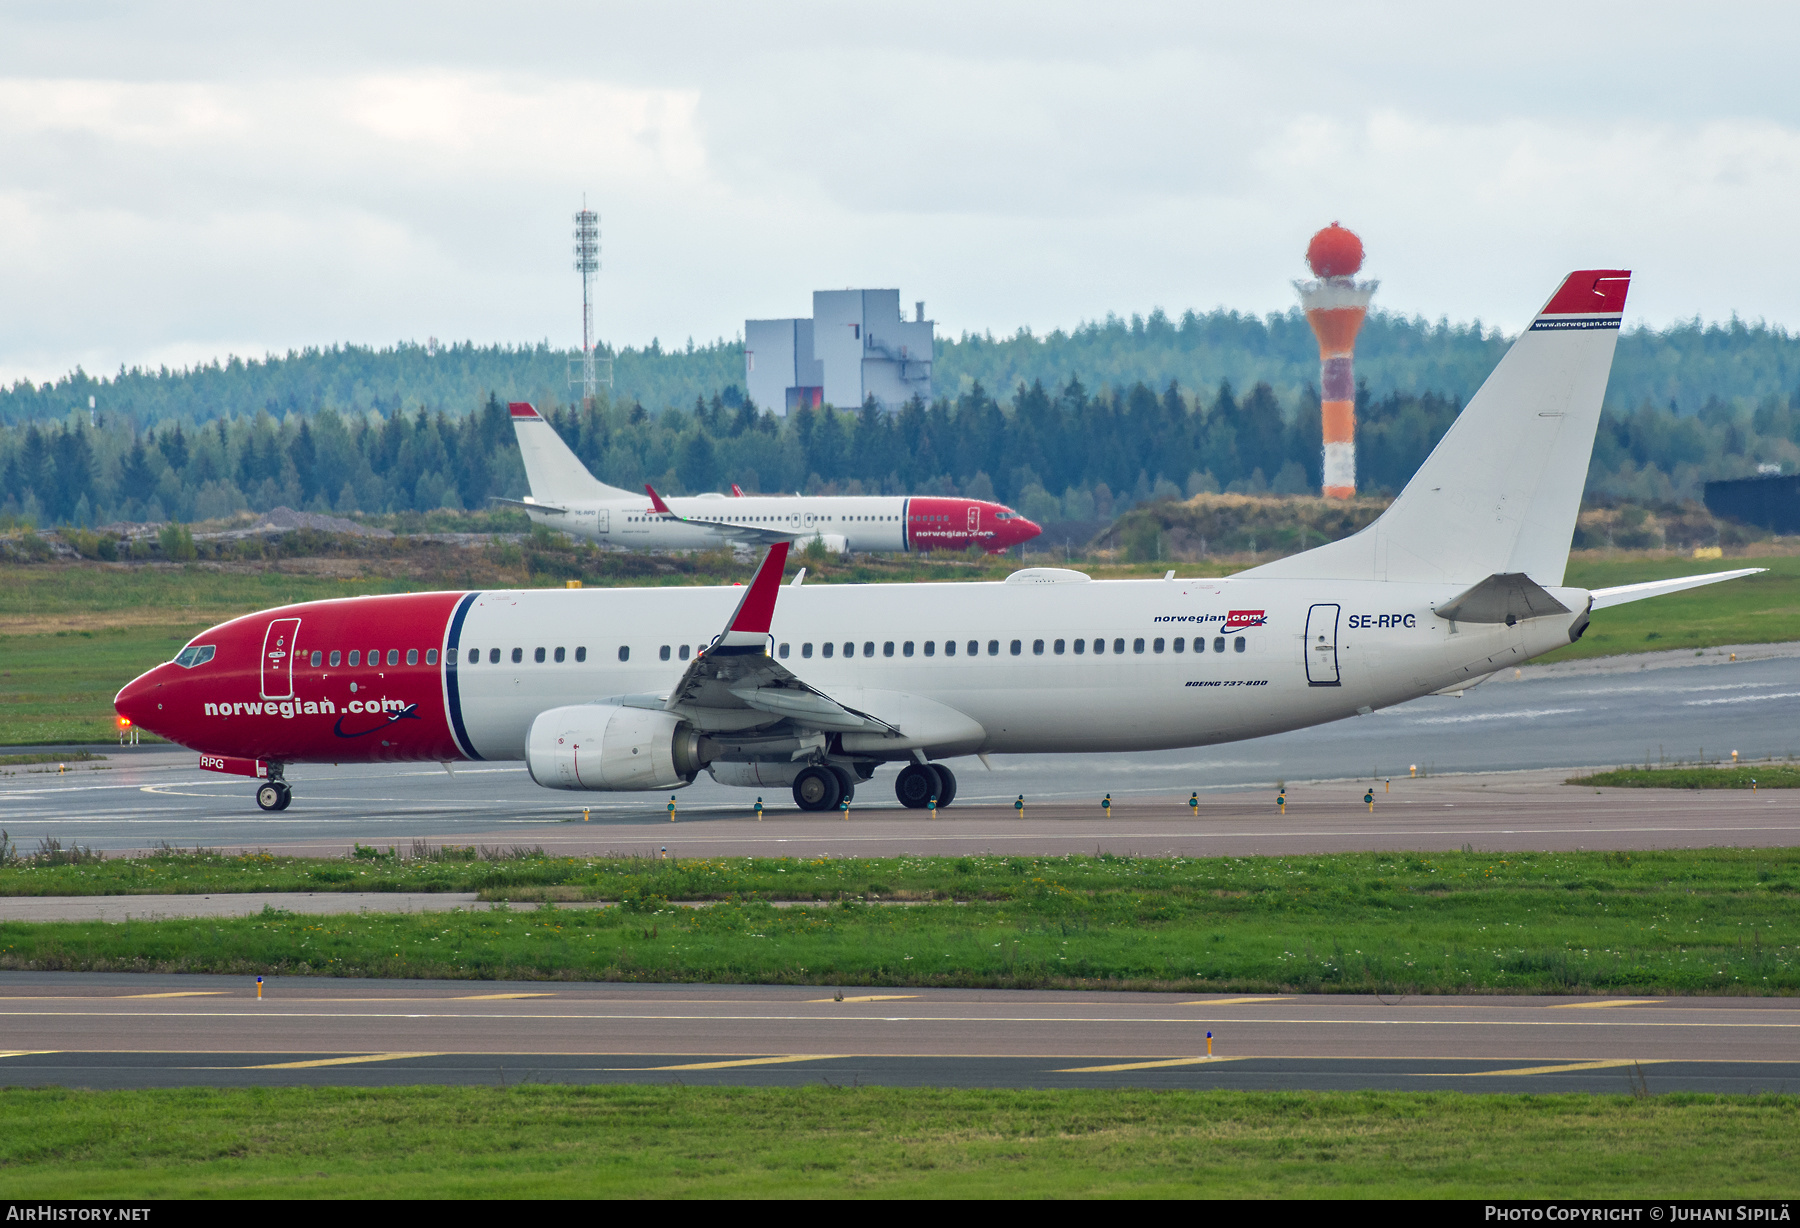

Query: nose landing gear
left=255, top=765, right=292, bottom=811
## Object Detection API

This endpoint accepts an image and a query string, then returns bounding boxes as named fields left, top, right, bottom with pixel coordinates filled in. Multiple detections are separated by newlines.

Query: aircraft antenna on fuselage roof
left=507, top=402, right=638, bottom=503
left=1237, top=270, right=1631, bottom=590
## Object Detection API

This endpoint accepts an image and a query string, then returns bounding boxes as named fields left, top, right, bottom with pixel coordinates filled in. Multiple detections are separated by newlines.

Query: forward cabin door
left=1305, top=604, right=1341, bottom=686
left=261, top=618, right=301, bottom=699
left=967, top=505, right=980, bottom=535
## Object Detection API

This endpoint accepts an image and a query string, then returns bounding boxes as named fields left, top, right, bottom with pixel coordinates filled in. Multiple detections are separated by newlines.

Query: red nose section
left=114, top=666, right=170, bottom=739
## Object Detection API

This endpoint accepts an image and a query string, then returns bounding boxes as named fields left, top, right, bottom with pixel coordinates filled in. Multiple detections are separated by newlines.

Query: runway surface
left=0, top=973, right=1791, bottom=1093
left=5, top=644, right=1800, bottom=856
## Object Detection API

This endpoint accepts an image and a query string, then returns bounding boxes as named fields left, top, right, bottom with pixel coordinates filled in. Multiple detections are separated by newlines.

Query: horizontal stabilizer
left=488, top=496, right=569, bottom=515
left=1435, top=572, right=1571, bottom=624
left=1590, top=568, right=1764, bottom=610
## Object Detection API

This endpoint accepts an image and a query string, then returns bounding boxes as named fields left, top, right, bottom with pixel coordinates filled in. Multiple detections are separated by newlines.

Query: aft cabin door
left=1305, top=604, right=1341, bottom=686
left=261, top=618, right=301, bottom=700
left=595, top=509, right=608, bottom=535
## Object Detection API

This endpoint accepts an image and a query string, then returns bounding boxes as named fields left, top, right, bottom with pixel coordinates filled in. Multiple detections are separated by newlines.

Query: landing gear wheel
left=829, top=766, right=855, bottom=805
left=256, top=781, right=291, bottom=812
left=895, top=763, right=938, bottom=809
left=929, top=764, right=957, bottom=808
left=792, top=766, right=843, bottom=812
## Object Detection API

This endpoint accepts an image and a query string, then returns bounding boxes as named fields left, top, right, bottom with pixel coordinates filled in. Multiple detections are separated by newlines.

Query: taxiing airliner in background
left=493, top=402, right=1040, bottom=555
left=116, top=270, right=1760, bottom=815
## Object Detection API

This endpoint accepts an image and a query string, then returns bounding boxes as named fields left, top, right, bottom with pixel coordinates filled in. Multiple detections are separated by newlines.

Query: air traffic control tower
left=1296, top=224, right=1377, bottom=498
left=746, top=289, right=933, bottom=414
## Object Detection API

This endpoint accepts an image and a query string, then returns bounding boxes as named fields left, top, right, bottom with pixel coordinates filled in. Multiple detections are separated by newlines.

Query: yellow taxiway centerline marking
left=1426, top=1058, right=1670, bottom=1077
left=1547, top=999, right=1662, bottom=1010
left=0, top=1051, right=59, bottom=1059
left=1054, top=1057, right=1246, bottom=1073
left=1180, top=997, right=1289, bottom=1006
left=243, top=1052, right=441, bottom=1070
left=630, top=1055, right=847, bottom=1071
left=805, top=995, right=920, bottom=1004
left=453, top=993, right=557, bottom=1000
left=119, top=992, right=230, bottom=999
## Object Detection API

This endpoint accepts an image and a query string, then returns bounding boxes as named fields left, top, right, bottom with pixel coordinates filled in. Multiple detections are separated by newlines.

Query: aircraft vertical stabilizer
left=508, top=402, right=638, bottom=503
left=1237, top=270, right=1630, bottom=588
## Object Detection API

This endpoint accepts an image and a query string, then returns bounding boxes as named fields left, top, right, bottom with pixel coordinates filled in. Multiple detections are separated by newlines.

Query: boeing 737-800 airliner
left=115, top=270, right=1759, bottom=814
left=496, top=402, right=1041, bottom=555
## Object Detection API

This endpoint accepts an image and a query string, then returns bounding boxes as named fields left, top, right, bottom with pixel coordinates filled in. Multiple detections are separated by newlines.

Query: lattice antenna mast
left=570, top=201, right=609, bottom=403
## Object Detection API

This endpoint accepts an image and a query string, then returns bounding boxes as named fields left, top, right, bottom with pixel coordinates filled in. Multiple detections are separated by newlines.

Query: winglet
left=713, top=543, right=791, bottom=652
left=644, top=484, right=674, bottom=516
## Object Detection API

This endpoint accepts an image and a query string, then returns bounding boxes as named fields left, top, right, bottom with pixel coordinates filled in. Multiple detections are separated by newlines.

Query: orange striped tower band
left=1295, top=276, right=1377, bottom=498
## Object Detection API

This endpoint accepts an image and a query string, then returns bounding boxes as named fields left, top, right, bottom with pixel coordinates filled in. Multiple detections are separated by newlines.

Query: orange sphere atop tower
left=1306, top=223, right=1364, bottom=279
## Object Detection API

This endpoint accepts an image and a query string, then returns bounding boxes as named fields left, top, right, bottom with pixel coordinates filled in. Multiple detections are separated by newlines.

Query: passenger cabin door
left=967, top=505, right=980, bottom=535
left=261, top=618, right=302, bottom=699
left=1305, top=604, right=1341, bottom=687
left=595, top=509, right=609, bottom=535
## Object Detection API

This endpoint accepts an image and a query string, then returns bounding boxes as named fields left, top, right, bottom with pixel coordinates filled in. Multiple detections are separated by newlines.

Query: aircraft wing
left=488, top=496, right=571, bottom=515
left=661, top=542, right=898, bottom=736
left=645, top=484, right=810, bottom=546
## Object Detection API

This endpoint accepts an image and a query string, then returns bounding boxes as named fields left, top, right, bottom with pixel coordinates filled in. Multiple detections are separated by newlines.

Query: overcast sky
left=3, top=2, right=1798, bottom=385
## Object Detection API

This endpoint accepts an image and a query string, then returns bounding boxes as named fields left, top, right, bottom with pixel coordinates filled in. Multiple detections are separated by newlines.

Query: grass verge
left=1571, top=766, right=1800, bottom=789
left=0, top=1086, right=1793, bottom=1199
left=1, top=849, right=1795, bottom=993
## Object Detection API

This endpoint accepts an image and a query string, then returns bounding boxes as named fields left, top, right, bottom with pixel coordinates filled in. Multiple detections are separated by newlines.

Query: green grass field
left=1571, top=766, right=1800, bottom=789
left=2, top=849, right=1794, bottom=994
left=0, top=1086, right=1791, bottom=1199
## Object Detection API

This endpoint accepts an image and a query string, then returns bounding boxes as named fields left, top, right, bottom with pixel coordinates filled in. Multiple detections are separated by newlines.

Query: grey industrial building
left=745, top=289, right=933, bottom=414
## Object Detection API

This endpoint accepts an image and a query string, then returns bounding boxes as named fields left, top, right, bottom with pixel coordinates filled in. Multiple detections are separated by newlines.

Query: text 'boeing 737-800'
left=116, top=270, right=1761, bottom=814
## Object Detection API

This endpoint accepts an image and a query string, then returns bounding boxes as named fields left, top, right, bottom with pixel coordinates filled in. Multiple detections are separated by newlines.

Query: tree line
left=6, top=309, right=1800, bottom=433
left=4, top=376, right=1798, bottom=532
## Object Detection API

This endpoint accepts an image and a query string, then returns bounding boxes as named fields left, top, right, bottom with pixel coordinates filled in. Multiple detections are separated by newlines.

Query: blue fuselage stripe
left=444, top=591, right=483, bottom=761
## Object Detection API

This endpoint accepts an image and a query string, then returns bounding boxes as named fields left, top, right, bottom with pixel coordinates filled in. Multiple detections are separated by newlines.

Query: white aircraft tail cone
left=1241, top=270, right=1632, bottom=589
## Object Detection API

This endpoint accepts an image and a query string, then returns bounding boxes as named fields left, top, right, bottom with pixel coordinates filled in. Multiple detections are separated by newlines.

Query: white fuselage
left=448, top=574, right=1584, bottom=762
left=526, top=494, right=908, bottom=551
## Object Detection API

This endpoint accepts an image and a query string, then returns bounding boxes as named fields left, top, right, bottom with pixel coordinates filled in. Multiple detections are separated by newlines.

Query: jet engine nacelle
left=525, top=704, right=706, bottom=791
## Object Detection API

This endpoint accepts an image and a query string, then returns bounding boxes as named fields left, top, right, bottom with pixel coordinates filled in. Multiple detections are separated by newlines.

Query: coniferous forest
left=3, top=308, right=1800, bottom=530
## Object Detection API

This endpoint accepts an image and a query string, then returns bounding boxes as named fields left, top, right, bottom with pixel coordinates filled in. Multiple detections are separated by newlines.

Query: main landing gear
left=255, top=765, right=292, bottom=812
left=894, top=762, right=956, bottom=809
left=792, top=765, right=858, bottom=812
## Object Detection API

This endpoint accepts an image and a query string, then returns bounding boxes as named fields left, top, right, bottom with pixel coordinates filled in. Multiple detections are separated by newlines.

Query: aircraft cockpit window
left=173, top=644, right=217, bottom=669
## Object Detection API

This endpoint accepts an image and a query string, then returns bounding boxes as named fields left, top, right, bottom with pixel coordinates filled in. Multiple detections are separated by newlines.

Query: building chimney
left=915, top=301, right=925, bottom=323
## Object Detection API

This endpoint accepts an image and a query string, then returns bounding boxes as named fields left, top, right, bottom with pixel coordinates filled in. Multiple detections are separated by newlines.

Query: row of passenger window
left=778, top=635, right=1247, bottom=659
left=309, top=648, right=438, bottom=668
left=446, top=634, right=1249, bottom=669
